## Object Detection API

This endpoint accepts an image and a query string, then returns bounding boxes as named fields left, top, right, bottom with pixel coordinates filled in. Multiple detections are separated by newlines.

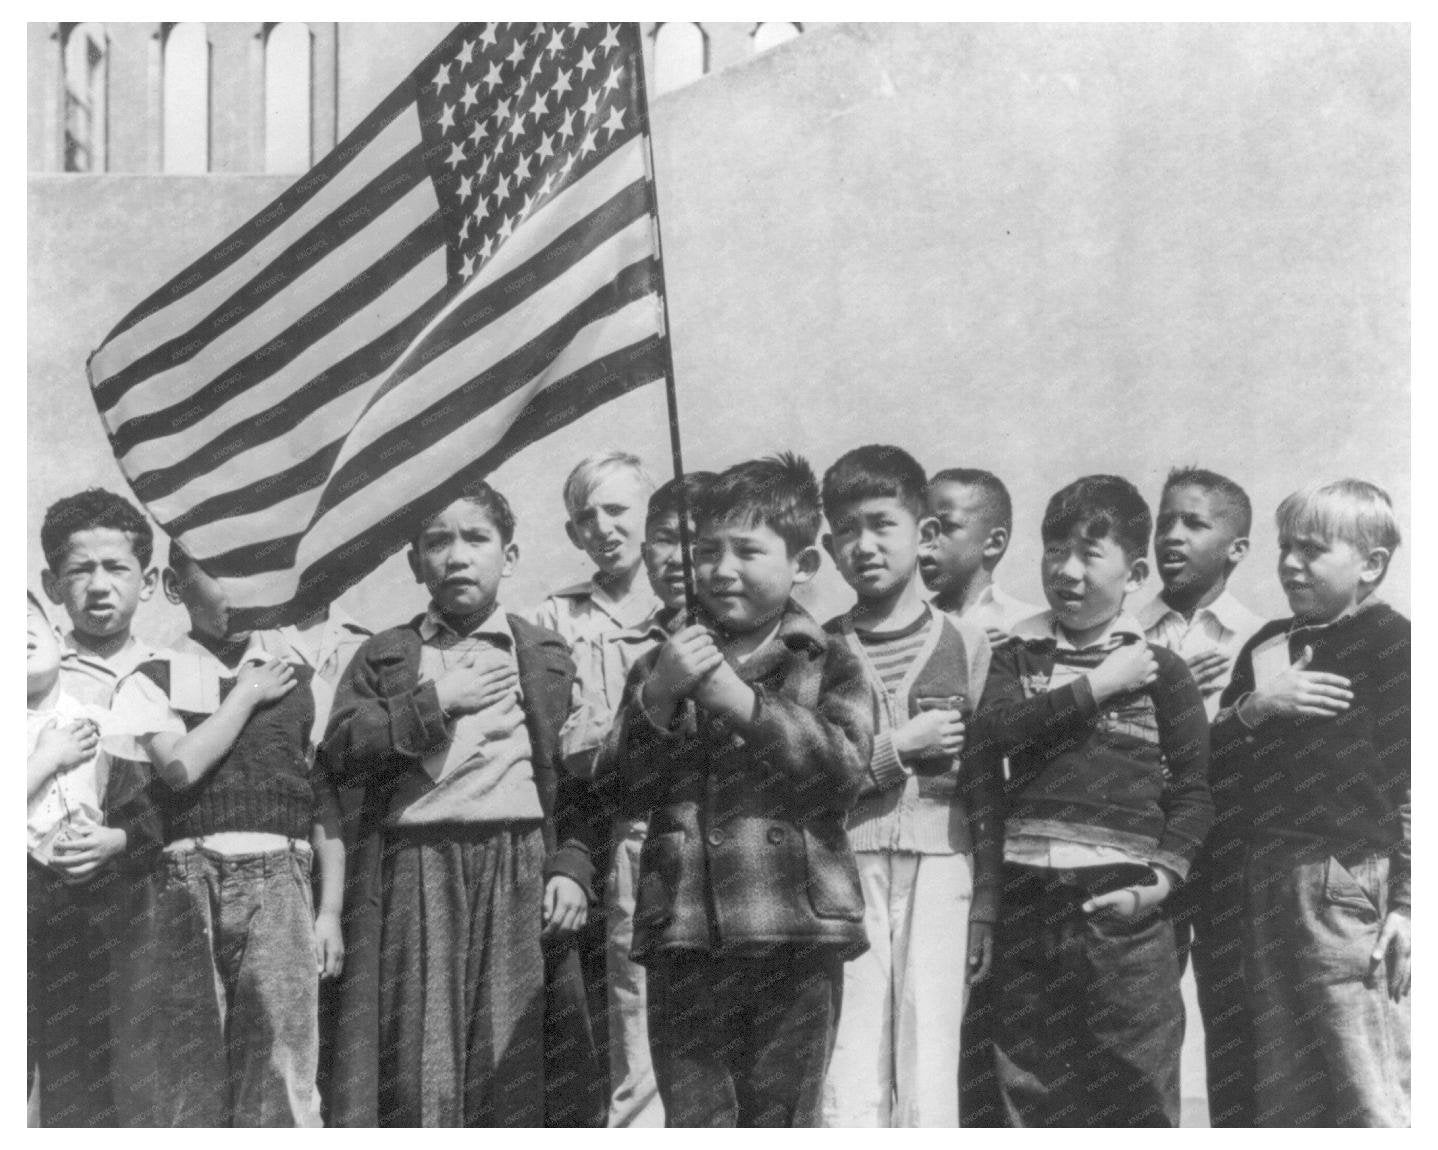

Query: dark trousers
left=646, top=947, right=842, bottom=1127
left=959, top=968, right=1007, bottom=1126
left=27, top=860, right=123, bottom=1127
left=994, top=866, right=1183, bottom=1128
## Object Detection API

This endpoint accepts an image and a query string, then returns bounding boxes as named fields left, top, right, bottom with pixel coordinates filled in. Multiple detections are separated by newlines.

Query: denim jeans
left=605, top=817, right=663, bottom=1126
left=149, top=842, right=322, bottom=1127
left=1245, top=842, right=1410, bottom=1127
left=993, top=865, right=1183, bottom=1127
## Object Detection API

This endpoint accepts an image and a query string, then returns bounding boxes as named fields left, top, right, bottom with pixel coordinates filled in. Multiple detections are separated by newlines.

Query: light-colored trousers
left=823, top=850, right=973, bottom=1128
left=606, top=817, right=665, bottom=1127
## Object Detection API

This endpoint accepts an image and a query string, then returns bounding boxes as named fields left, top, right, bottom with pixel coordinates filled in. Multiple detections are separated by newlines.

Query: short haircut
left=41, top=488, right=154, bottom=570
left=821, top=445, right=928, bottom=521
left=928, top=467, right=1014, bottom=533
left=647, top=471, right=716, bottom=527
left=561, top=451, right=654, bottom=520
left=1276, top=479, right=1401, bottom=560
left=1041, top=475, right=1152, bottom=563
left=1163, top=465, right=1253, bottom=537
left=695, top=452, right=822, bottom=555
left=411, top=482, right=517, bottom=546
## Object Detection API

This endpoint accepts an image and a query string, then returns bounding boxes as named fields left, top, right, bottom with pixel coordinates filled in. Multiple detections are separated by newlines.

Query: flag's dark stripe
left=362, top=176, right=654, bottom=413
left=224, top=333, right=666, bottom=624
left=96, top=25, right=470, bottom=346
left=94, top=144, right=434, bottom=414
left=111, top=214, right=446, bottom=470
left=180, top=255, right=658, bottom=551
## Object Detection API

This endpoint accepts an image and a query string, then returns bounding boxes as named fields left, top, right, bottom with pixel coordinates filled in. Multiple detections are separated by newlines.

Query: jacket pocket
left=635, top=830, right=685, bottom=928
left=802, top=821, right=864, bottom=921
left=1323, top=854, right=1385, bottom=922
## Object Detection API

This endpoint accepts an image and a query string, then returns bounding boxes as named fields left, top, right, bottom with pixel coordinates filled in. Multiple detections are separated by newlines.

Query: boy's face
left=27, top=599, right=62, bottom=699
left=1154, top=485, right=1246, bottom=599
left=920, top=482, right=1002, bottom=598
left=695, top=517, right=818, bottom=635
left=165, top=557, right=245, bottom=642
left=823, top=496, right=929, bottom=602
left=41, top=527, right=155, bottom=642
left=565, top=471, right=649, bottom=581
left=408, top=499, right=517, bottom=620
left=643, top=511, right=695, bottom=611
left=1278, top=530, right=1384, bottom=624
left=1041, top=524, right=1146, bottom=640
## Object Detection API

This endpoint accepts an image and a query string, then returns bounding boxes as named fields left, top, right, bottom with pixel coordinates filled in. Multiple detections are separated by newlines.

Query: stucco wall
left=28, top=22, right=1409, bottom=646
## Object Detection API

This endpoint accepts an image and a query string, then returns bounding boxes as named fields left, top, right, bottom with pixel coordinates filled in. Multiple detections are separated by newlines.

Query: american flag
left=87, top=22, right=668, bottom=630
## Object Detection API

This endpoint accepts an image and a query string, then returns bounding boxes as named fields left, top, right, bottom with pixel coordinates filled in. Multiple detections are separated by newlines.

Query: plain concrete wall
left=28, top=22, right=1409, bottom=646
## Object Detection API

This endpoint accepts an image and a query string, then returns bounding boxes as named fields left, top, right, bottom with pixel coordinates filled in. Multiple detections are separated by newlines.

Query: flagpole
left=631, top=26, right=697, bottom=615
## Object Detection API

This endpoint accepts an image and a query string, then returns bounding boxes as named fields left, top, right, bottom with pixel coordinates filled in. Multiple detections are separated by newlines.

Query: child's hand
left=1081, top=865, right=1174, bottom=917
left=1087, top=641, right=1158, bottom=704
left=1185, top=650, right=1232, bottom=691
left=51, top=824, right=126, bottom=883
left=967, top=921, right=994, bottom=985
left=690, top=658, right=759, bottom=727
left=1368, top=908, right=1411, bottom=1000
left=1244, top=646, right=1353, bottom=723
left=35, top=717, right=100, bottom=770
left=984, top=627, right=1010, bottom=647
left=646, top=625, right=723, bottom=710
left=894, top=709, right=965, bottom=762
left=314, top=909, right=346, bottom=980
left=434, top=652, right=519, bottom=718
left=235, top=659, right=298, bottom=709
left=541, top=875, right=589, bottom=940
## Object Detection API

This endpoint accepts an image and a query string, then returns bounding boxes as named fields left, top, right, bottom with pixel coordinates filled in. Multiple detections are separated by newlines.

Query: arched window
left=264, top=22, right=312, bottom=173
left=61, top=23, right=108, bottom=172
left=653, top=22, right=707, bottom=95
left=162, top=23, right=209, bottom=174
left=752, top=23, right=802, bottom=54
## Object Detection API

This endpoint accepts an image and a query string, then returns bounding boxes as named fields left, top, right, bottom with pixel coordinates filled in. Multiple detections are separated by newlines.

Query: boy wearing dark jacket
left=972, top=475, right=1211, bottom=1128
left=616, top=454, right=873, bottom=1127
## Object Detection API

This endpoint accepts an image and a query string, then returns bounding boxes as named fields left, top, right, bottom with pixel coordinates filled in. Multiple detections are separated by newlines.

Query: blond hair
left=561, top=451, right=654, bottom=520
left=1276, top=479, right=1401, bottom=584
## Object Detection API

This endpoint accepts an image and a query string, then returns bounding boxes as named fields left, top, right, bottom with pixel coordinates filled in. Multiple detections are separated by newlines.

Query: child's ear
left=564, top=521, right=584, bottom=552
left=791, top=545, right=823, bottom=587
left=918, top=516, right=941, bottom=547
left=1226, top=536, right=1251, bottom=567
left=1359, top=547, right=1390, bottom=588
left=1125, top=557, right=1149, bottom=594
left=139, top=566, right=159, bottom=602
left=405, top=548, right=424, bottom=585
left=39, top=568, right=62, bottom=607
left=982, top=526, right=1010, bottom=563
left=160, top=567, right=184, bottom=606
left=502, top=541, right=520, bottom=579
left=820, top=532, right=837, bottom=565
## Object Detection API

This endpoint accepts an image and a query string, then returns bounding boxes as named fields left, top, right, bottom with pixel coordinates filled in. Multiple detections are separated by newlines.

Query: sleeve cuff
left=868, top=730, right=910, bottom=791
left=1149, top=849, right=1191, bottom=883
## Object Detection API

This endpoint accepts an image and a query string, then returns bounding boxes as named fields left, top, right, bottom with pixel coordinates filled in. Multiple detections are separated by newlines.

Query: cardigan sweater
left=970, top=624, right=1213, bottom=880
left=1211, top=600, right=1410, bottom=909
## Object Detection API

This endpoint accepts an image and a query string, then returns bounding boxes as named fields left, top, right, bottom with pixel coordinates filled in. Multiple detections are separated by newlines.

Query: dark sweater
left=1211, top=600, right=1410, bottom=909
left=971, top=630, right=1212, bottom=880
left=137, top=658, right=316, bottom=841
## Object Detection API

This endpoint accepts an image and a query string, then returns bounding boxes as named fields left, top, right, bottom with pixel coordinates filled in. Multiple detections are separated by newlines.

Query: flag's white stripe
left=329, top=213, right=656, bottom=477
left=92, top=110, right=424, bottom=383
left=105, top=181, right=442, bottom=436
left=121, top=250, right=447, bottom=481
left=205, top=295, right=662, bottom=600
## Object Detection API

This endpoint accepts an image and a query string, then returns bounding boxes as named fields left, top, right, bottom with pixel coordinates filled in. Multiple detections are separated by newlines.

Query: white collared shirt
left=27, top=689, right=110, bottom=863
left=59, top=632, right=164, bottom=709
left=936, top=582, right=1042, bottom=638
left=1136, top=590, right=1265, bottom=718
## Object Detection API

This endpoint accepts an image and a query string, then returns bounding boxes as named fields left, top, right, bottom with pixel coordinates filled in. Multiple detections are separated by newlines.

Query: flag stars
left=479, top=24, right=498, bottom=50
left=460, top=252, right=476, bottom=280
left=580, top=88, right=600, bottom=120
left=513, top=150, right=533, bottom=182
left=506, top=39, right=526, bottom=66
left=457, top=173, right=474, bottom=201
left=438, top=103, right=456, bottom=132
left=471, top=197, right=489, bottom=225
left=602, top=66, right=624, bottom=95
left=493, top=171, right=512, bottom=203
left=558, top=108, right=577, bottom=142
left=506, top=115, right=526, bottom=143
left=444, top=140, right=466, bottom=170
left=536, top=132, right=555, bottom=160
left=601, top=25, right=621, bottom=53
left=482, top=60, right=505, bottom=92
left=576, top=47, right=597, bottom=78
left=455, top=39, right=475, bottom=68
left=432, top=62, right=452, bottom=92
left=579, top=130, right=598, bottom=158
left=498, top=215, right=515, bottom=241
left=599, top=104, right=626, bottom=141
left=467, top=119, right=488, bottom=147
left=553, top=67, right=573, bottom=97
left=545, top=28, right=566, bottom=57
left=491, top=95, right=512, bottom=124
left=527, top=89, right=550, bottom=123
left=479, top=235, right=495, bottom=259
left=459, top=82, right=480, bottom=112
left=458, top=215, right=472, bottom=242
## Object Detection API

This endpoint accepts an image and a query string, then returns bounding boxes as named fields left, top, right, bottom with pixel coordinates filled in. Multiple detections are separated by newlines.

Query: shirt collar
left=273, top=607, right=372, bottom=669
left=569, top=577, right=663, bottom=630
left=419, top=603, right=515, bottom=647
left=60, top=632, right=158, bottom=679
left=1011, top=609, right=1146, bottom=651
left=1136, top=589, right=1263, bottom=636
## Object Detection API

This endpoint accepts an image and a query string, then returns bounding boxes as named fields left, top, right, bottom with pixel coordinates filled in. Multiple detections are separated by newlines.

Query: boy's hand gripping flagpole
left=633, top=38, right=697, bottom=616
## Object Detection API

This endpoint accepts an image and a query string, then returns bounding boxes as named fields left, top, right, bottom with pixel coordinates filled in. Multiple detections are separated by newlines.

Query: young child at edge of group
left=614, top=453, right=874, bottom=1127
left=921, top=468, right=1041, bottom=643
left=816, top=445, right=1001, bottom=1128
left=114, top=540, right=344, bottom=1127
left=969, top=474, right=1212, bottom=1128
left=1136, top=465, right=1265, bottom=1127
left=530, top=450, right=665, bottom=1127
left=1211, top=479, right=1410, bottom=1127
left=319, top=483, right=601, bottom=1128
left=32, top=489, right=171, bottom=1127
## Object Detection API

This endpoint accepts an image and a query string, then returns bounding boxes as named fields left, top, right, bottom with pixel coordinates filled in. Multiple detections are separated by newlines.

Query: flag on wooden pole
left=87, top=22, right=669, bottom=629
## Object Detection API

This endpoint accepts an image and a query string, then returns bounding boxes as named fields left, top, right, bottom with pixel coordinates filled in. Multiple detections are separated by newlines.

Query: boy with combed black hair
left=532, top=450, right=663, bottom=1127
left=817, top=445, right=1000, bottom=1128
left=1213, top=479, right=1409, bottom=1127
left=321, top=482, right=602, bottom=1127
left=1137, top=464, right=1265, bottom=1126
left=971, top=474, right=1211, bottom=1128
left=616, top=452, right=873, bottom=1127
left=921, top=468, right=1039, bottom=642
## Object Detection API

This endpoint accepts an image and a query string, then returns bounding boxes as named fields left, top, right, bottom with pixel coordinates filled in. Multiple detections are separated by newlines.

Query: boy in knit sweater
left=1213, top=479, right=1409, bottom=1126
left=971, top=475, right=1211, bottom=1128
left=818, top=445, right=1000, bottom=1128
